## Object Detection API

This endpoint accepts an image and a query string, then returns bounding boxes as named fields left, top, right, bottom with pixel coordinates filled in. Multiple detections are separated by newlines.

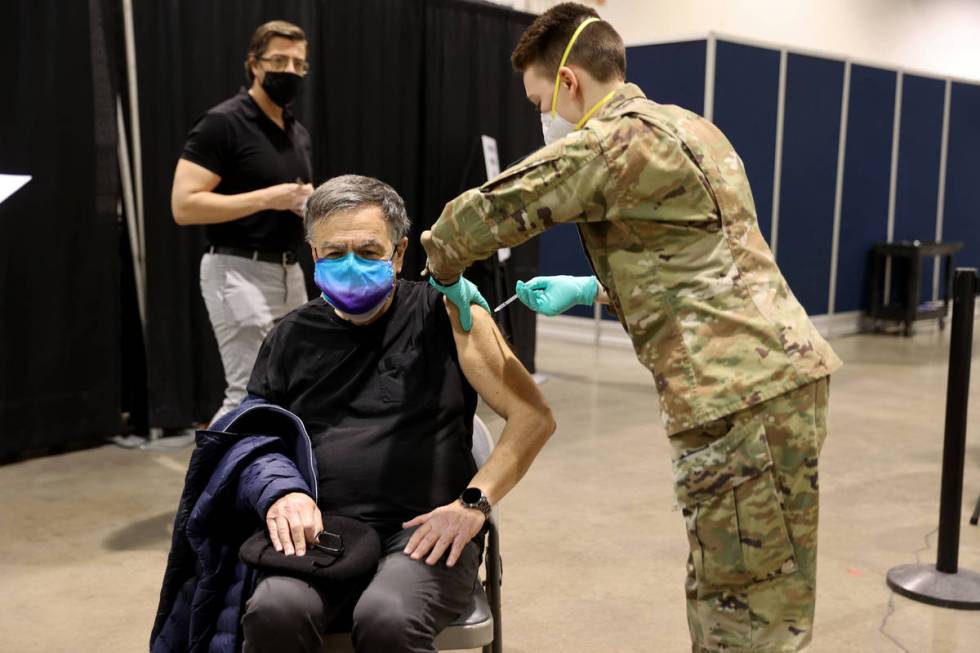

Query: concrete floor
left=2, top=328, right=979, bottom=652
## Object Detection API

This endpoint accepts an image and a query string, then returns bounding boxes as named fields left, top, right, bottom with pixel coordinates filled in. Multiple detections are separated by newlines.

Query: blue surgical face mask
left=313, top=250, right=396, bottom=323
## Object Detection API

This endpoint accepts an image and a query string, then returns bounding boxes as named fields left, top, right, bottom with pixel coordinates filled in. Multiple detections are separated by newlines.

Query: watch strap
left=459, top=489, right=492, bottom=518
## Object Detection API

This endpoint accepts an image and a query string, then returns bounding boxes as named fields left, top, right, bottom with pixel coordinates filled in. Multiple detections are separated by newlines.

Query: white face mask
left=541, top=109, right=575, bottom=146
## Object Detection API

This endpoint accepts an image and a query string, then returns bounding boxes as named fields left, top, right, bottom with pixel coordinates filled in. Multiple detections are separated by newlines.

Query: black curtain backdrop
left=136, top=0, right=541, bottom=429
left=422, top=0, right=541, bottom=375
left=0, top=0, right=122, bottom=458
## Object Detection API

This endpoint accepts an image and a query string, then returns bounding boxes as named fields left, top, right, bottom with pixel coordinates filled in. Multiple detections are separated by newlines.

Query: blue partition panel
left=893, top=74, right=946, bottom=300
left=627, top=41, right=706, bottom=114
left=942, top=82, right=980, bottom=271
left=776, top=54, right=844, bottom=315
left=835, top=65, right=897, bottom=313
left=712, top=41, right=781, bottom=243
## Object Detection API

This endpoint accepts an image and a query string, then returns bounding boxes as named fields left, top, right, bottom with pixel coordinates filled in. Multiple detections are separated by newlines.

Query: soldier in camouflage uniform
left=421, top=4, right=841, bottom=652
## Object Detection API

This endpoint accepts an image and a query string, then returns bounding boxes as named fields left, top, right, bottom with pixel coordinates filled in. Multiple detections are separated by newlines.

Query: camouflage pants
left=669, top=378, right=829, bottom=652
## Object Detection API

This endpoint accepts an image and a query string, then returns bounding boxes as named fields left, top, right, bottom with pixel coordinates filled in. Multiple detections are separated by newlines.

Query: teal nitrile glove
left=428, top=275, right=492, bottom=332
left=515, top=275, right=598, bottom=316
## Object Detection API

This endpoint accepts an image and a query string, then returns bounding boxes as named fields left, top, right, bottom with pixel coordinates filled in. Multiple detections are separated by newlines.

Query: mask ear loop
left=575, top=88, right=618, bottom=130
left=550, top=17, right=601, bottom=117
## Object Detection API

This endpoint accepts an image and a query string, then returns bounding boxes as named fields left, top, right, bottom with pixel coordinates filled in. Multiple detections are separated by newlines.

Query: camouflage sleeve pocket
left=477, top=130, right=606, bottom=231
left=479, top=141, right=566, bottom=192
left=672, top=418, right=798, bottom=589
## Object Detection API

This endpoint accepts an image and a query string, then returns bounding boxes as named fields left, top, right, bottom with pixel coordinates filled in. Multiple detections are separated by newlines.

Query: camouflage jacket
left=425, top=83, right=842, bottom=435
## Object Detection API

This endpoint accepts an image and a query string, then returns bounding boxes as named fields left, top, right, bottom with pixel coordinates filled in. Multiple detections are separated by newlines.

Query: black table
left=870, top=240, right=963, bottom=336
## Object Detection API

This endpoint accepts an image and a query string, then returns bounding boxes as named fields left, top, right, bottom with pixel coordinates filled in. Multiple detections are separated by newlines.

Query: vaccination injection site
left=5, top=0, right=980, bottom=651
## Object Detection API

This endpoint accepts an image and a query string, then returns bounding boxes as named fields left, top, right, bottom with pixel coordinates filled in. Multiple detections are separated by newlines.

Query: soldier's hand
left=428, top=275, right=490, bottom=332
left=516, top=275, right=598, bottom=316
left=265, top=491, right=323, bottom=556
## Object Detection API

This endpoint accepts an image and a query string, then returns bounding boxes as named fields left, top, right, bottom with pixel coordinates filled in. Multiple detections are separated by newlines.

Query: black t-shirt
left=181, top=88, right=312, bottom=252
left=247, top=281, right=479, bottom=537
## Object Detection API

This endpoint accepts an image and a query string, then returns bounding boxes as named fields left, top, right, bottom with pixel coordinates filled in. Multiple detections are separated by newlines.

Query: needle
left=494, top=293, right=519, bottom=313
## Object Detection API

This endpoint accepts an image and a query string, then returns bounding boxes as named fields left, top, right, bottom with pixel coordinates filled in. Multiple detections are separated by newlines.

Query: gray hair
left=304, top=174, right=411, bottom=242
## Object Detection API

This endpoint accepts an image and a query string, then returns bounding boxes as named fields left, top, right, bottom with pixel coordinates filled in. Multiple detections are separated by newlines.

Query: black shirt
left=247, top=281, right=479, bottom=537
left=181, top=88, right=312, bottom=253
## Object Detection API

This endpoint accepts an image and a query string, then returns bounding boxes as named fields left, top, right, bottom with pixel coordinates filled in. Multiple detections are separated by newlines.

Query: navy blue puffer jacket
left=149, top=397, right=317, bottom=653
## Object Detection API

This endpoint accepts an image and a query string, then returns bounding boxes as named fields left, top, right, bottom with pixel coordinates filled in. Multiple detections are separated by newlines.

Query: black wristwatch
left=459, top=487, right=492, bottom=519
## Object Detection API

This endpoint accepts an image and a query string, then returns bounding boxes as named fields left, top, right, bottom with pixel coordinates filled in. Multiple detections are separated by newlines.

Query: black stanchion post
left=886, top=268, right=980, bottom=609
left=937, top=268, right=976, bottom=572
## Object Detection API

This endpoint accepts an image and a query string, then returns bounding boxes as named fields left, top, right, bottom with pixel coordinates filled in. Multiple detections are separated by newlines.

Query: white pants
left=199, top=252, right=307, bottom=424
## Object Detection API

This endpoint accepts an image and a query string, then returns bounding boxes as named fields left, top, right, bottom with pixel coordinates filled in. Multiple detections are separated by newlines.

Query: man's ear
left=393, top=237, right=409, bottom=274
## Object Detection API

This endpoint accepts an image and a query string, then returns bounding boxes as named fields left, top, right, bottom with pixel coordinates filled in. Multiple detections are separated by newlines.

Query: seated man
left=238, top=174, right=556, bottom=653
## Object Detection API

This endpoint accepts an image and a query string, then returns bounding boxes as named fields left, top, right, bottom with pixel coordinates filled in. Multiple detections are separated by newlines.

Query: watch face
left=461, top=487, right=483, bottom=505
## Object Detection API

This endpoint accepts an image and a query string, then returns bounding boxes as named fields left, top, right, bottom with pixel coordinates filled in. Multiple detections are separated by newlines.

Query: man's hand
left=265, top=492, right=323, bottom=556
left=428, top=276, right=491, bottom=332
left=290, top=183, right=314, bottom=216
left=402, top=502, right=486, bottom=567
left=262, top=182, right=310, bottom=212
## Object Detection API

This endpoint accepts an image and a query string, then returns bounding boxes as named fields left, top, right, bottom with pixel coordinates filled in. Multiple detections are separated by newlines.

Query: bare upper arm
left=444, top=299, right=549, bottom=420
left=171, top=158, right=221, bottom=220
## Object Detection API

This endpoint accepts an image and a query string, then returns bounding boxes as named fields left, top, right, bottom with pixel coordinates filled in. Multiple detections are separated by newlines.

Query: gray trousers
left=200, top=252, right=307, bottom=425
left=241, top=527, right=482, bottom=653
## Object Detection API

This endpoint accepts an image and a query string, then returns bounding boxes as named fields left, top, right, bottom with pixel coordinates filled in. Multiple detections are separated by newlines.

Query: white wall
left=492, top=0, right=980, bottom=82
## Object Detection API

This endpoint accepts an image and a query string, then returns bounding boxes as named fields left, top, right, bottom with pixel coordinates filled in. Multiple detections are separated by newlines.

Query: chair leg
left=486, top=521, right=503, bottom=653
left=489, top=556, right=502, bottom=653
left=490, top=629, right=502, bottom=653
left=970, top=492, right=980, bottom=526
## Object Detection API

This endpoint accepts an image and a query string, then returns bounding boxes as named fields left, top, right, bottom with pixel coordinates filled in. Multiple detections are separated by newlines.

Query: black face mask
left=261, top=71, right=304, bottom=108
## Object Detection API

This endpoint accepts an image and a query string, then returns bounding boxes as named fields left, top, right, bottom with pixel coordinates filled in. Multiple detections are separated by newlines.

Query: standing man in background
left=422, top=3, right=841, bottom=652
left=171, top=20, right=314, bottom=424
